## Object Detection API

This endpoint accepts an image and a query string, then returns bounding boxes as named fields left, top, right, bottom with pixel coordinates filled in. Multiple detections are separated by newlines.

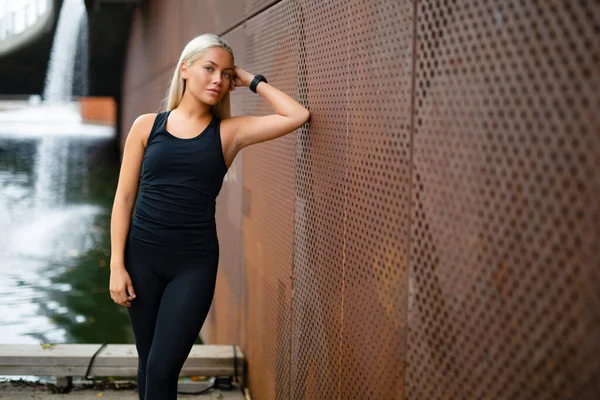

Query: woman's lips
left=207, top=89, right=220, bottom=94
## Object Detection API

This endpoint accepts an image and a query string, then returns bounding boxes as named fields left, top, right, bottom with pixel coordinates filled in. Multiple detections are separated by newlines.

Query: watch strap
left=250, top=75, right=267, bottom=93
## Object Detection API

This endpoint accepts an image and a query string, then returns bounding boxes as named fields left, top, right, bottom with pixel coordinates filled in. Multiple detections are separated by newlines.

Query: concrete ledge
left=0, top=344, right=245, bottom=378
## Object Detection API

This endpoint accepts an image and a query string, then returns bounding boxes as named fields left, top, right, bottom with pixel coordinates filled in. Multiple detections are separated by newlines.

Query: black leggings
left=124, top=236, right=219, bottom=400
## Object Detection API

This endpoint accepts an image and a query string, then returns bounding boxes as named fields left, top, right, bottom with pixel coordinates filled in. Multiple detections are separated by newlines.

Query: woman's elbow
left=291, top=115, right=309, bottom=132
left=296, top=109, right=310, bottom=127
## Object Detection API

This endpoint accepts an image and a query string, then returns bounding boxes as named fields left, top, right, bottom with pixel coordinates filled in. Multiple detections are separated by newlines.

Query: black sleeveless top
left=128, top=110, right=229, bottom=253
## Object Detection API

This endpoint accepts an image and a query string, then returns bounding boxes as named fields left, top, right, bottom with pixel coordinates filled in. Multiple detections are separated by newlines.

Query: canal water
left=0, top=101, right=134, bottom=347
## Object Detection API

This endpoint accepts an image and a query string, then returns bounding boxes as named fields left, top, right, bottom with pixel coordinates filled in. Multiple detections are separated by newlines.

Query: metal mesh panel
left=181, top=0, right=217, bottom=42
left=406, top=1, right=600, bottom=399
left=246, top=0, right=279, bottom=17
left=291, top=0, right=347, bottom=398
left=225, top=1, right=301, bottom=398
left=120, top=0, right=600, bottom=398
left=214, top=0, right=246, bottom=34
left=202, top=18, right=250, bottom=349
left=339, top=1, right=414, bottom=398
left=206, top=151, right=246, bottom=346
left=291, top=1, right=415, bottom=398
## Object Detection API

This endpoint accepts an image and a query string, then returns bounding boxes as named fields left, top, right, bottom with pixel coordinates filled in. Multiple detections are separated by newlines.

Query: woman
left=108, top=33, right=310, bottom=399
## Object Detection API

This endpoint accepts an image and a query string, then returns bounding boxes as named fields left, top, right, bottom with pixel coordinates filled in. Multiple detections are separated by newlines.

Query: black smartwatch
left=249, top=75, right=267, bottom=93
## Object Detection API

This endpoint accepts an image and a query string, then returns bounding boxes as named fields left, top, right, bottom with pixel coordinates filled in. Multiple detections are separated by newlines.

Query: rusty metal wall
left=121, top=0, right=600, bottom=398
left=223, top=3, right=300, bottom=395
left=203, top=25, right=248, bottom=350
left=406, top=1, right=600, bottom=399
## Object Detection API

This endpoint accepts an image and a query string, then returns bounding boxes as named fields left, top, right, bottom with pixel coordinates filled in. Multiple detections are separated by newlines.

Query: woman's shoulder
left=135, top=112, right=161, bottom=125
left=130, top=113, right=162, bottom=147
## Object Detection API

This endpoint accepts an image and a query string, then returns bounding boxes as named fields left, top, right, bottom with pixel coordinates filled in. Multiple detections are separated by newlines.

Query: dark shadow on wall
left=85, top=3, right=135, bottom=140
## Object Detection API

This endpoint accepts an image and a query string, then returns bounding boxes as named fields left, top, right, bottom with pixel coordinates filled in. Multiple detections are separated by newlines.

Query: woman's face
left=181, top=47, right=234, bottom=105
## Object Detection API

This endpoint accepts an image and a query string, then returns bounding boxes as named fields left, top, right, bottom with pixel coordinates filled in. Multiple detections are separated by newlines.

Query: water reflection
left=33, top=136, right=69, bottom=206
left=0, top=102, right=133, bottom=346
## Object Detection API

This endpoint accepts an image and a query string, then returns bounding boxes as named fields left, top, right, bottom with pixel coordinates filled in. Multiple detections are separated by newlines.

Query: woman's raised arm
left=227, top=67, right=310, bottom=151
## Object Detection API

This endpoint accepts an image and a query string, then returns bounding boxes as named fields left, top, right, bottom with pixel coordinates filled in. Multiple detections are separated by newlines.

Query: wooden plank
left=0, top=344, right=244, bottom=377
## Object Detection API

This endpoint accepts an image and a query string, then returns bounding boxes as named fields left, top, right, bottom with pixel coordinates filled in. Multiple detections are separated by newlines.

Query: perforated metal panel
left=340, top=1, right=414, bottom=398
left=246, top=0, right=279, bottom=17
left=122, top=0, right=600, bottom=398
left=206, top=153, right=246, bottom=347
left=225, top=1, right=301, bottom=398
left=291, top=0, right=415, bottom=399
left=204, top=15, right=250, bottom=350
left=291, top=0, right=347, bottom=396
left=406, top=1, right=600, bottom=399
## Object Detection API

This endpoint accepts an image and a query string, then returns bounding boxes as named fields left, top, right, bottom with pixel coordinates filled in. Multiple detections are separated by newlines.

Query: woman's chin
left=203, top=95, right=222, bottom=105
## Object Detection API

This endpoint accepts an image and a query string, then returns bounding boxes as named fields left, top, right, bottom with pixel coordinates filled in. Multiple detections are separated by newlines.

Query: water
left=43, top=0, right=88, bottom=101
left=0, top=0, right=132, bottom=383
left=0, top=102, right=133, bottom=348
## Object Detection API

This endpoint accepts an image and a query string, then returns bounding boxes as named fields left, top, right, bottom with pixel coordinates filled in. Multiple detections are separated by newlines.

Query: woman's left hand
left=230, top=66, right=254, bottom=91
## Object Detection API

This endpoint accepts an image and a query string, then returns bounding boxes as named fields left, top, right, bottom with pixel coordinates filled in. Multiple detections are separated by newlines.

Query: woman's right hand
left=232, top=66, right=254, bottom=89
left=109, top=265, right=136, bottom=307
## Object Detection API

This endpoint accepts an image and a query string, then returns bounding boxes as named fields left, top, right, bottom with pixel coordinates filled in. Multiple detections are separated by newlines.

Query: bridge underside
left=0, top=0, right=134, bottom=137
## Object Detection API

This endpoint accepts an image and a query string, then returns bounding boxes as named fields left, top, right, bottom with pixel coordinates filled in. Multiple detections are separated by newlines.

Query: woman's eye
left=204, top=66, right=212, bottom=71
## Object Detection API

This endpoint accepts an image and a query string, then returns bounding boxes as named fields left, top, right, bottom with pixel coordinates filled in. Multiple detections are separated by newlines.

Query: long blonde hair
left=163, top=34, right=234, bottom=119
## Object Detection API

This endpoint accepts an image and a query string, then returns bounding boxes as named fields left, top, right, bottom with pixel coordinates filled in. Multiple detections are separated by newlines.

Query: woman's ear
left=180, top=61, right=188, bottom=79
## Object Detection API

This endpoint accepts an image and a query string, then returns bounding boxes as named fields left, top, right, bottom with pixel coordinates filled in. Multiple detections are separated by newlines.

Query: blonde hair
left=163, top=34, right=234, bottom=119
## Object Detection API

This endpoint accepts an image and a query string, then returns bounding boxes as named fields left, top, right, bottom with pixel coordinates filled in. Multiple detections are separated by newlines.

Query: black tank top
left=129, top=110, right=229, bottom=253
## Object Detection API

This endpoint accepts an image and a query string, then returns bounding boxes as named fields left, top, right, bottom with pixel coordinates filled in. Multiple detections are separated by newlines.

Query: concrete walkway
left=0, top=381, right=246, bottom=399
